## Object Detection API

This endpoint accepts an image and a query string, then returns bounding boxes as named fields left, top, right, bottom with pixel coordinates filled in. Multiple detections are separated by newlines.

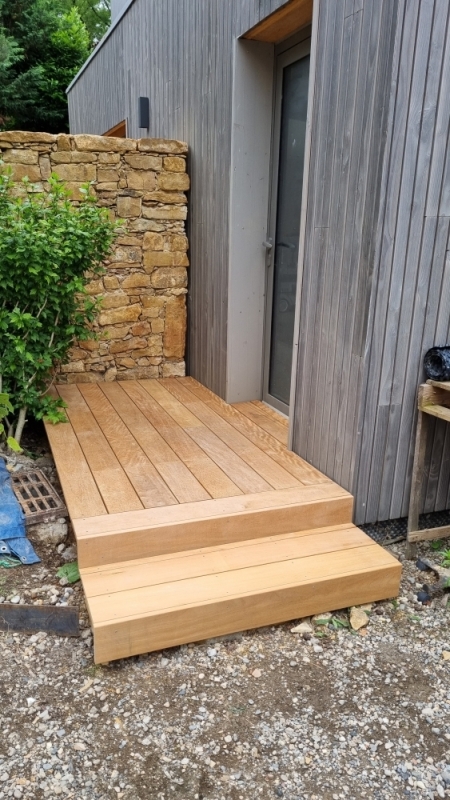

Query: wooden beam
left=408, top=525, right=450, bottom=543
left=418, top=383, right=450, bottom=410
left=73, top=485, right=353, bottom=568
left=243, top=0, right=313, bottom=43
left=103, top=120, right=126, bottom=138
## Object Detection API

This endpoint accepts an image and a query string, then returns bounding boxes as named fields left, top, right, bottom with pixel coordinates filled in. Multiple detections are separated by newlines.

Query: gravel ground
left=0, top=424, right=449, bottom=799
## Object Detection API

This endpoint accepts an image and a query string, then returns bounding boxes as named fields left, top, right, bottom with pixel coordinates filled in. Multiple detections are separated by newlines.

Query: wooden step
left=73, top=484, right=353, bottom=568
left=81, top=524, right=401, bottom=663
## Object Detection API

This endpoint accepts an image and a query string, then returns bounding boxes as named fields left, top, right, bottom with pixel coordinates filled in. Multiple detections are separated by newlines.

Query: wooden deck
left=45, top=378, right=401, bottom=663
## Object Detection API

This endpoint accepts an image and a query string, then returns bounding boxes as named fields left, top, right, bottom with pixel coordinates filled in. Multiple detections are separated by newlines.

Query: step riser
left=77, top=495, right=353, bottom=568
left=91, top=563, right=401, bottom=663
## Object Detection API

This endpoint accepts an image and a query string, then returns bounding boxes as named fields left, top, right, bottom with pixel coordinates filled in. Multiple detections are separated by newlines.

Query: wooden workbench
left=406, top=380, right=450, bottom=558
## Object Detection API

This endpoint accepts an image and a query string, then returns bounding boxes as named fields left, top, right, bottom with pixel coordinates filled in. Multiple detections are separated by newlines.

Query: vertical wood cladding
left=68, top=0, right=287, bottom=398
left=291, top=0, right=398, bottom=523
left=292, top=0, right=450, bottom=524
left=69, top=0, right=450, bottom=523
left=355, top=0, right=450, bottom=522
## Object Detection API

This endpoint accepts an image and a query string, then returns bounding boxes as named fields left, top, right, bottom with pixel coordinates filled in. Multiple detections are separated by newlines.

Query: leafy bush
left=0, top=168, right=118, bottom=444
left=0, top=391, right=21, bottom=451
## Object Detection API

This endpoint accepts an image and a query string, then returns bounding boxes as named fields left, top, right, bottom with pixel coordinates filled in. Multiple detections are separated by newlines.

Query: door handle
left=263, top=239, right=273, bottom=250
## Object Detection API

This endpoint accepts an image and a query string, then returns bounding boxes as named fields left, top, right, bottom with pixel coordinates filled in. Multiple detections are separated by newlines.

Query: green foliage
left=0, top=0, right=91, bottom=132
left=430, top=539, right=445, bottom=551
left=0, top=166, right=118, bottom=442
left=0, top=391, right=22, bottom=452
left=441, top=550, right=450, bottom=568
left=57, top=561, right=80, bottom=583
left=61, top=0, right=111, bottom=47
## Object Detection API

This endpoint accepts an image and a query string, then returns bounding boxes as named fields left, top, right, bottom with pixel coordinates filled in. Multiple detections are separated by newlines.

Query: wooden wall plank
left=67, top=0, right=450, bottom=524
left=68, top=0, right=286, bottom=399
left=291, top=0, right=399, bottom=524
left=355, top=0, right=450, bottom=522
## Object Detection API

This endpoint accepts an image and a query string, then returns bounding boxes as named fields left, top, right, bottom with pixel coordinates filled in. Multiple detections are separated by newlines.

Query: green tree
left=62, top=0, right=111, bottom=47
left=0, top=0, right=90, bottom=133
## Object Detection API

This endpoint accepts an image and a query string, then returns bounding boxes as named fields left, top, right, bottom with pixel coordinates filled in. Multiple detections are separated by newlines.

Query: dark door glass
left=269, top=54, right=310, bottom=406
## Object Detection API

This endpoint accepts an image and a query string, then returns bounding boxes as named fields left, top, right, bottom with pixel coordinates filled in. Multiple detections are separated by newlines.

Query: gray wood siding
left=291, top=0, right=398, bottom=521
left=68, top=0, right=450, bottom=524
left=354, top=0, right=450, bottom=523
left=68, top=0, right=288, bottom=397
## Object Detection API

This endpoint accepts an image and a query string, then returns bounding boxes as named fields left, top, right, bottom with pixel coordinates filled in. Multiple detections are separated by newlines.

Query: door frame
left=262, top=38, right=311, bottom=416
left=225, top=22, right=314, bottom=408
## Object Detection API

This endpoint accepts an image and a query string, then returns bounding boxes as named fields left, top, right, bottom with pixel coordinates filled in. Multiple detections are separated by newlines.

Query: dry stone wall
left=0, top=131, right=189, bottom=382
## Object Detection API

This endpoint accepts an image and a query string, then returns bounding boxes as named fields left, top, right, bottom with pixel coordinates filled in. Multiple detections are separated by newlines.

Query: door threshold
left=261, top=399, right=289, bottom=421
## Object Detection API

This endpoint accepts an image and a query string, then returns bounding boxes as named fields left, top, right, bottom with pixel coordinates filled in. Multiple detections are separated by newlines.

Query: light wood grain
left=121, top=381, right=242, bottom=498
left=77, top=383, right=181, bottom=507
left=160, top=379, right=298, bottom=489
left=183, top=378, right=328, bottom=485
left=87, top=541, right=400, bottom=662
left=233, top=400, right=288, bottom=444
left=251, top=400, right=289, bottom=430
left=92, top=561, right=400, bottom=663
left=141, top=380, right=273, bottom=494
left=57, top=385, right=143, bottom=514
left=428, top=380, right=450, bottom=392
left=243, top=0, right=313, bottom=43
left=97, top=383, right=210, bottom=503
left=44, top=416, right=107, bottom=520
left=418, top=384, right=450, bottom=411
left=420, top=405, right=450, bottom=424
left=81, top=524, right=375, bottom=596
left=74, top=484, right=353, bottom=567
left=407, top=524, right=450, bottom=543
left=89, top=544, right=399, bottom=621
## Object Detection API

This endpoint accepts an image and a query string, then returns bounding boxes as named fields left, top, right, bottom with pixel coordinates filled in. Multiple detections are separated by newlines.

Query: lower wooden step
left=81, top=524, right=401, bottom=663
left=73, top=484, right=353, bottom=568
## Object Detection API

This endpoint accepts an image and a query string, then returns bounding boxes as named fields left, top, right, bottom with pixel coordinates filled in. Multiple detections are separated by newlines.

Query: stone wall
left=0, top=131, right=189, bottom=382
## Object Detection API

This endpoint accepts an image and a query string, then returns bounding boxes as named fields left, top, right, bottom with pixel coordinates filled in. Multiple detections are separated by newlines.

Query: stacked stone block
left=0, top=131, right=189, bottom=382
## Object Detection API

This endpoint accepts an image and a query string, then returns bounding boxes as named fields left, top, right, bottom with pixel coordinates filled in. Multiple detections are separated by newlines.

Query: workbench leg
left=406, top=409, right=429, bottom=560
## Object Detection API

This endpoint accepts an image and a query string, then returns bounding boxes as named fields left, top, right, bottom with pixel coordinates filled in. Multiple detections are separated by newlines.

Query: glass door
left=263, top=41, right=310, bottom=414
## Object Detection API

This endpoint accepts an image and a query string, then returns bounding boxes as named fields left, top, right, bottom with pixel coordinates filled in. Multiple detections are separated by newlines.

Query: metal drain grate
left=11, top=469, right=67, bottom=525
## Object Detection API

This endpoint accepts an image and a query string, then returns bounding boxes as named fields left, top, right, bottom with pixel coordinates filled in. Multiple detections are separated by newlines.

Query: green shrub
left=0, top=168, right=118, bottom=444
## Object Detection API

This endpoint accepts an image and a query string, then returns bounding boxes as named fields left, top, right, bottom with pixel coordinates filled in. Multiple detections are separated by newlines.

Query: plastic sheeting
left=0, top=459, right=40, bottom=564
left=424, top=346, right=450, bottom=381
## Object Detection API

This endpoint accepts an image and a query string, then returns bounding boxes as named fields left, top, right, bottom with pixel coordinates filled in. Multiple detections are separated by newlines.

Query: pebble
left=291, top=621, right=313, bottom=635
left=0, top=496, right=448, bottom=800
left=350, top=606, right=369, bottom=630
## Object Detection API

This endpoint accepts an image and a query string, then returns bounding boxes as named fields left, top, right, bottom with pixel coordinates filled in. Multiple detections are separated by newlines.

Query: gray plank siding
left=68, top=0, right=287, bottom=398
left=69, top=0, right=450, bottom=524
left=291, top=0, right=399, bottom=520
left=354, top=0, right=450, bottom=523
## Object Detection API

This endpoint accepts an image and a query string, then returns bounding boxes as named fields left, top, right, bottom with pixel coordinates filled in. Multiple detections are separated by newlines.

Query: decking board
left=81, top=524, right=378, bottom=596
left=160, top=379, right=299, bottom=489
left=56, top=385, right=143, bottom=514
left=44, top=378, right=400, bottom=663
left=182, top=378, right=326, bottom=485
left=233, top=400, right=288, bottom=444
left=121, top=381, right=242, bottom=498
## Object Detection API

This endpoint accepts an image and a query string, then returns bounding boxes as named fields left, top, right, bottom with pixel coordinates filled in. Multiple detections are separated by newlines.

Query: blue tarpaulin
left=0, top=459, right=40, bottom=564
